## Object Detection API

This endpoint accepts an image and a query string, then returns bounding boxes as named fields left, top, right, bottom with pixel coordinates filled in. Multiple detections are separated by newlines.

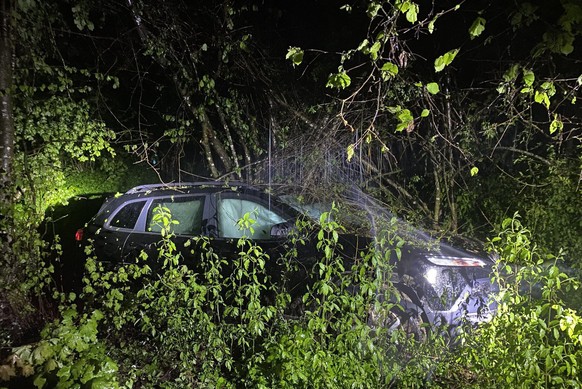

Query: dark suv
left=76, top=181, right=497, bottom=330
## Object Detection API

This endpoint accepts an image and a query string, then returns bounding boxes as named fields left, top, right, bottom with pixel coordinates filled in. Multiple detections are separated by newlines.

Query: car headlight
left=424, top=268, right=438, bottom=284
left=425, top=255, right=487, bottom=267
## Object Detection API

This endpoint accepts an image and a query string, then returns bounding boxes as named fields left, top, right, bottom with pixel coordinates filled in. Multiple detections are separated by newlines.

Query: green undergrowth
left=1, top=211, right=581, bottom=388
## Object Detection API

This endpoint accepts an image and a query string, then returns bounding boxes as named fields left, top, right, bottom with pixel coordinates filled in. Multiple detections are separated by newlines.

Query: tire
left=368, top=289, right=427, bottom=341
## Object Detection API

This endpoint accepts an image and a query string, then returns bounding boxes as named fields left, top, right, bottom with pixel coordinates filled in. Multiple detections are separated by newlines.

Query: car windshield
left=278, top=195, right=331, bottom=221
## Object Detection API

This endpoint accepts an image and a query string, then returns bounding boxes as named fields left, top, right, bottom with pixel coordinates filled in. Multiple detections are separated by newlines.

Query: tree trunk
left=0, top=0, right=14, bottom=185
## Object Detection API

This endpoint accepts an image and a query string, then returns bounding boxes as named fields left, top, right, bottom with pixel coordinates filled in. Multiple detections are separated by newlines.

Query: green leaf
left=286, top=47, right=304, bottom=67
left=503, top=64, right=520, bottom=82
left=395, top=109, right=414, bottom=132
left=395, top=1, right=419, bottom=23
left=369, top=41, right=382, bottom=60
left=326, top=71, right=351, bottom=89
left=550, top=115, right=563, bottom=134
left=420, top=109, right=430, bottom=117
left=469, top=17, right=486, bottom=39
left=470, top=166, right=479, bottom=176
left=522, top=69, right=535, bottom=86
left=367, top=2, right=382, bottom=18
left=357, top=39, right=369, bottom=51
left=540, top=81, right=555, bottom=96
left=380, top=62, right=398, bottom=80
left=426, top=82, right=440, bottom=94
left=405, top=3, right=419, bottom=23
left=534, top=90, right=550, bottom=108
left=428, top=19, right=436, bottom=33
left=434, top=49, right=459, bottom=72
left=347, top=144, right=355, bottom=162
left=33, top=374, right=47, bottom=388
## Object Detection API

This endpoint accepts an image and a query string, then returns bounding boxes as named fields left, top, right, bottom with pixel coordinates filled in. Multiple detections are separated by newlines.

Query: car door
left=92, top=199, right=147, bottom=263
left=121, top=194, right=207, bottom=266
left=208, top=191, right=312, bottom=302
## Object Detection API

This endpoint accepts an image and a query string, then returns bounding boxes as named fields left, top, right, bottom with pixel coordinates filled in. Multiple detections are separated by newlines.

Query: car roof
left=92, top=181, right=300, bottom=225
left=124, top=181, right=250, bottom=194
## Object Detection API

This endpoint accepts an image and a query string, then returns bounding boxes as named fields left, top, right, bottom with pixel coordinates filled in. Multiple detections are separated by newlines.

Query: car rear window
left=110, top=201, right=146, bottom=229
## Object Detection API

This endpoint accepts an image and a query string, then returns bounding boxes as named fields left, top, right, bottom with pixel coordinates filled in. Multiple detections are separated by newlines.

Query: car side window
left=217, top=198, right=285, bottom=239
left=110, top=201, right=145, bottom=229
left=147, top=197, right=204, bottom=235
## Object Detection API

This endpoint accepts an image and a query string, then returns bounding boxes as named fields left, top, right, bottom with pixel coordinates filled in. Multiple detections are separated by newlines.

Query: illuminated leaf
left=367, top=2, right=382, bottom=18
left=326, top=71, right=351, bottom=89
left=395, top=0, right=419, bottom=23
left=534, top=90, right=550, bottom=108
left=405, top=3, right=419, bottom=23
left=469, top=17, right=486, bottom=39
left=522, top=69, right=535, bottom=86
left=470, top=166, right=479, bottom=176
left=285, top=47, right=304, bottom=67
left=426, top=82, right=440, bottom=94
left=550, top=115, right=563, bottom=134
left=428, top=19, right=435, bottom=33
left=503, top=64, right=520, bottom=82
left=434, top=48, right=459, bottom=72
left=369, top=41, right=381, bottom=60
left=347, top=144, right=355, bottom=161
left=380, top=62, right=398, bottom=80
left=395, top=108, right=414, bottom=132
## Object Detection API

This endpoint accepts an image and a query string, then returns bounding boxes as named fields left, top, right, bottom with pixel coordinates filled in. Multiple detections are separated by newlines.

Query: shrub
left=457, top=214, right=582, bottom=388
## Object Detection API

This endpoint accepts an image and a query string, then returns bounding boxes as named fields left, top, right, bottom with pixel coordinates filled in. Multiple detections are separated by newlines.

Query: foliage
left=51, top=206, right=452, bottom=387
left=457, top=214, right=582, bottom=388
left=4, top=195, right=582, bottom=388
left=13, top=97, right=116, bottom=218
left=3, top=308, right=119, bottom=388
left=461, top=155, right=582, bottom=265
left=0, top=0, right=121, bottom=361
left=283, top=0, right=581, bottom=249
left=1, top=0, right=581, bottom=387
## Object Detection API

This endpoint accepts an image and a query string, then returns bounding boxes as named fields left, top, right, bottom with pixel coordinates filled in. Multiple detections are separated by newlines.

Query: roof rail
left=124, top=181, right=250, bottom=194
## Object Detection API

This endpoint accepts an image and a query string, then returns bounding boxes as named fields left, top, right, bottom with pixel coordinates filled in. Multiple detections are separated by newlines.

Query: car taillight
left=75, top=228, right=84, bottom=242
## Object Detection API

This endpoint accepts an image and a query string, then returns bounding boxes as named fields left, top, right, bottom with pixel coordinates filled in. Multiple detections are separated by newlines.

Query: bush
left=11, top=209, right=581, bottom=388
left=76, top=206, right=440, bottom=387
left=457, top=214, right=582, bottom=388
left=2, top=308, right=119, bottom=388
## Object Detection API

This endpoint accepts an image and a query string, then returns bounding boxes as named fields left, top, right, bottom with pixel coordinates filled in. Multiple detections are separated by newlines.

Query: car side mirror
left=270, top=221, right=295, bottom=237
